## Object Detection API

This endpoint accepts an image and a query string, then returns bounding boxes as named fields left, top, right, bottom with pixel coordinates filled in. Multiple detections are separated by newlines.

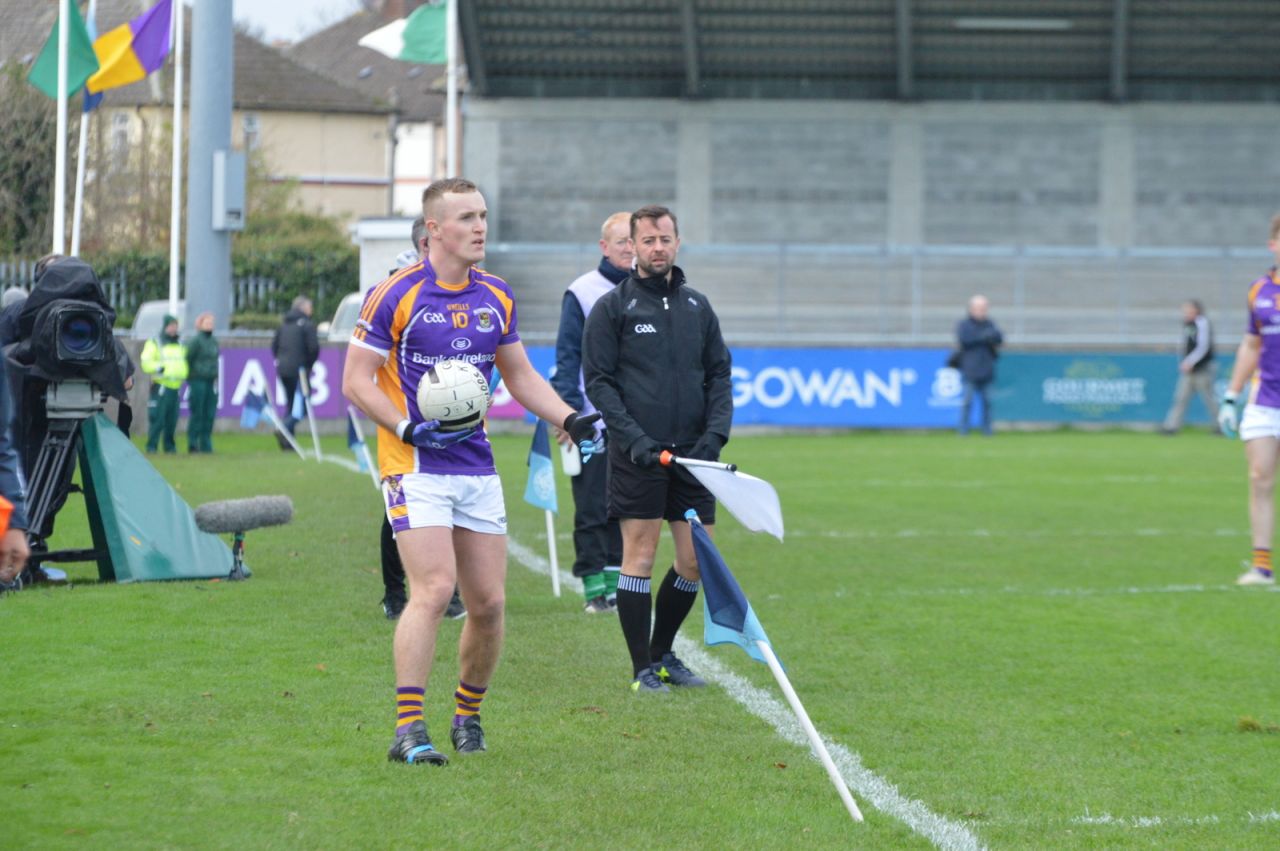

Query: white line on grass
left=833, top=583, right=1279, bottom=599
left=507, top=537, right=984, bottom=851
left=789, top=527, right=1245, bottom=541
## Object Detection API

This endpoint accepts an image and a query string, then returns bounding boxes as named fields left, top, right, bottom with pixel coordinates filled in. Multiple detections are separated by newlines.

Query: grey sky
left=232, top=0, right=364, bottom=44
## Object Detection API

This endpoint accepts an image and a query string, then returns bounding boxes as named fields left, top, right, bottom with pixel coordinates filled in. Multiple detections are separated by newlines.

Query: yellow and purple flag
left=86, top=0, right=172, bottom=95
left=27, top=2, right=101, bottom=99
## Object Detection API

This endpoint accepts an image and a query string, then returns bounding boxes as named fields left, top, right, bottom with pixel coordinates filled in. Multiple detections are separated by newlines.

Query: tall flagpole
left=169, top=0, right=184, bottom=315
left=70, top=112, right=89, bottom=255
left=445, top=0, right=457, bottom=176
left=53, top=0, right=70, bottom=255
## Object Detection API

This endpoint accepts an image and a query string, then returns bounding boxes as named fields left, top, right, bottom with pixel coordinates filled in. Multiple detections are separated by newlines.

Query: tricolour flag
left=27, top=2, right=101, bottom=99
left=358, top=0, right=446, bottom=64
left=86, top=0, right=172, bottom=94
left=687, top=512, right=774, bottom=664
left=523, top=420, right=557, bottom=513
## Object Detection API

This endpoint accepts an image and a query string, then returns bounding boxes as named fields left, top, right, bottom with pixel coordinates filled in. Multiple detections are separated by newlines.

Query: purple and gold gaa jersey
left=350, top=259, right=519, bottom=478
left=1245, top=269, right=1280, bottom=409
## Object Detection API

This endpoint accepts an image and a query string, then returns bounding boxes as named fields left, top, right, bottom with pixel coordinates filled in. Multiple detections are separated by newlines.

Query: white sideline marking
left=317, top=453, right=363, bottom=474
left=834, top=583, right=1279, bottom=599
left=790, top=527, right=1246, bottom=541
left=507, top=537, right=983, bottom=851
left=1072, top=809, right=1280, bottom=827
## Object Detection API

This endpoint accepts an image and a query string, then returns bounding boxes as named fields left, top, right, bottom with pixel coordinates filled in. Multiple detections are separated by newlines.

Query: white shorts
left=1240, top=404, right=1280, bottom=442
left=383, top=472, right=507, bottom=535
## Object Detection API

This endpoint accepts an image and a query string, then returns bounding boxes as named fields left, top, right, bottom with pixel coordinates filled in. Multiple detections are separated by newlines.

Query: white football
left=415, top=360, right=491, bottom=431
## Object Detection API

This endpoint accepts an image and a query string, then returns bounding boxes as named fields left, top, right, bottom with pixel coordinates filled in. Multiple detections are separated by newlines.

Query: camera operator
left=0, top=361, right=30, bottom=586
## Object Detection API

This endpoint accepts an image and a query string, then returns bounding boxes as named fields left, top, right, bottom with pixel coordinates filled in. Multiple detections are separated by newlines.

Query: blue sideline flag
left=240, top=391, right=265, bottom=429
left=347, top=409, right=368, bottom=472
left=687, top=512, right=774, bottom=664
left=523, top=420, right=557, bottom=513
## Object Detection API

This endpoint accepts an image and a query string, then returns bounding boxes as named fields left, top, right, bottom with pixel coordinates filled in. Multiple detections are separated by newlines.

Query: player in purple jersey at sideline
left=1218, top=214, right=1280, bottom=586
left=343, top=178, right=602, bottom=765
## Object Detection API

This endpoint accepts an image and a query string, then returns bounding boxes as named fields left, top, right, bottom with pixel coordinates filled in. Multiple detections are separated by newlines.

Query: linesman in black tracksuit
left=583, top=205, right=734, bottom=694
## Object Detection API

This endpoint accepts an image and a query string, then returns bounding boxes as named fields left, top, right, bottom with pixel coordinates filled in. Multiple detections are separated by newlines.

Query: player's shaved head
left=422, top=177, right=479, bottom=221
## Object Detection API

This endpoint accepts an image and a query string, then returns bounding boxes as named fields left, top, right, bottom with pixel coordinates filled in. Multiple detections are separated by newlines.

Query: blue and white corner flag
left=523, top=420, right=557, bottom=513
left=687, top=511, right=773, bottom=664
left=240, top=390, right=265, bottom=429
left=686, top=508, right=863, bottom=823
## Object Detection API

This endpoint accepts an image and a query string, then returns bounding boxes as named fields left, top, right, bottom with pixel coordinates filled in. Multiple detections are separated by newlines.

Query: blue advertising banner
left=522, top=346, right=1216, bottom=429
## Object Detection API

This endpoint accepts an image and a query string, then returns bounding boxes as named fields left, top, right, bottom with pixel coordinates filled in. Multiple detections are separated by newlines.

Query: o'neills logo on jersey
left=473, top=308, right=496, bottom=332
left=420, top=312, right=447, bottom=325
left=634, top=323, right=658, bottom=334
left=451, top=337, right=471, bottom=350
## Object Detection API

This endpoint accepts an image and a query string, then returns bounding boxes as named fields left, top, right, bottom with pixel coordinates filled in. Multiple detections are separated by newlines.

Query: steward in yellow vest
left=141, top=314, right=188, bottom=453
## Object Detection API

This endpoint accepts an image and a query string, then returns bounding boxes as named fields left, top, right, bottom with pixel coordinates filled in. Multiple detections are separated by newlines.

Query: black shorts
left=607, top=440, right=716, bottom=524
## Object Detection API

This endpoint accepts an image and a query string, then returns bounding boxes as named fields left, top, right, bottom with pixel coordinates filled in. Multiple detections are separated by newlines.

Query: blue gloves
left=401, top=419, right=476, bottom=450
left=563, top=412, right=603, bottom=464
left=1218, top=393, right=1240, bottom=438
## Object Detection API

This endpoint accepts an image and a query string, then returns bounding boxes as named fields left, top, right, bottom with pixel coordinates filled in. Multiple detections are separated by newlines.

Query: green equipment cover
left=79, top=413, right=238, bottom=582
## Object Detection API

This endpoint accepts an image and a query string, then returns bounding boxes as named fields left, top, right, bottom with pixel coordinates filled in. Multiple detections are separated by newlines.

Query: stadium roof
left=459, top=0, right=1280, bottom=102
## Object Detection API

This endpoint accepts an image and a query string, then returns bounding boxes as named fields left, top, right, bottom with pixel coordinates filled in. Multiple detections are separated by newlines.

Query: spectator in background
left=141, top=314, right=188, bottom=454
left=1217, top=214, right=1280, bottom=586
left=1161, top=299, right=1218, bottom=435
left=956, top=294, right=1003, bottom=436
left=394, top=215, right=427, bottom=269
left=186, top=311, right=219, bottom=453
left=272, top=296, right=319, bottom=446
left=551, top=211, right=630, bottom=613
left=0, top=286, right=28, bottom=345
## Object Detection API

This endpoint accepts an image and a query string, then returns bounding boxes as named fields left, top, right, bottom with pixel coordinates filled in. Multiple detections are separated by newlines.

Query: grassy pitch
left=2, top=429, right=1278, bottom=848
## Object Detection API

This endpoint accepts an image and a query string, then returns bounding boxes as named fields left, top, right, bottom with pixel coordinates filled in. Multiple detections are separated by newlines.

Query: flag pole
left=169, top=0, right=184, bottom=316
left=70, top=110, right=89, bottom=255
left=53, top=0, right=70, bottom=255
left=544, top=508, right=560, bottom=597
left=755, top=639, right=864, bottom=823
left=299, top=367, right=322, bottom=461
left=445, top=0, right=457, bottom=175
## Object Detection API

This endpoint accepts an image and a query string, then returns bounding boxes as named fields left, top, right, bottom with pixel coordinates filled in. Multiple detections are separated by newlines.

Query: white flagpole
left=544, top=509, right=560, bottom=597
left=168, top=0, right=184, bottom=315
left=299, top=367, right=322, bottom=461
left=756, top=639, right=864, bottom=823
left=70, top=112, right=89, bottom=255
left=53, top=0, right=70, bottom=255
left=445, top=0, right=457, bottom=176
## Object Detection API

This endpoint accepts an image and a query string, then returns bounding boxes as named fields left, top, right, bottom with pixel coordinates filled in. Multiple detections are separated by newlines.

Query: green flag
left=28, top=2, right=101, bottom=99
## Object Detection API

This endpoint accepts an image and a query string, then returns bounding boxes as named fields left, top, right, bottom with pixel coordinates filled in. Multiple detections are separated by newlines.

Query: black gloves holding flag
left=686, top=432, right=724, bottom=462
left=563, top=412, right=603, bottom=464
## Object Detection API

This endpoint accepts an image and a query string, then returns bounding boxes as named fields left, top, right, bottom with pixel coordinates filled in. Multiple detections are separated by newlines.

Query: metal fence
left=480, top=243, right=1273, bottom=348
left=6, top=244, right=1272, bottom=346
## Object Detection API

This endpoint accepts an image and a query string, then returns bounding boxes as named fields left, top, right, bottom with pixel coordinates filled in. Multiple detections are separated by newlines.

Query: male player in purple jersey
left=343, top=178, right=602, bottom=765
left=1218, top=214, right=1280, bottom=586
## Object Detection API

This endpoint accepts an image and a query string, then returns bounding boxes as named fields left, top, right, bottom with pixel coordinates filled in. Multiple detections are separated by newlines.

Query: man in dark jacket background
left=956, top=294, right=1004, bottom=436
left=583, top=205, right=734, bottom=693
left=272, top=296, right=319, bottom=441
left=186, top=311, right=219, bottom=453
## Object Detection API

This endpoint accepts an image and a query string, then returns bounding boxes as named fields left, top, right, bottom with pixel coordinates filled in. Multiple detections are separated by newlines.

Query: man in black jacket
left=583, top=205, right=733, bottom=693
left=956, top=294, right=1003, bottom=436
left=272, top=296, right=319, bottom=441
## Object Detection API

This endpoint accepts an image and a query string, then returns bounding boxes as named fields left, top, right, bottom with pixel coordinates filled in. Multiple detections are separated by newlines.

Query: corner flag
left=523, top=420, right=557, bottom=513
left=239, top=391, right=265, bottom=429
left=687, top=511, right=774, bottom=663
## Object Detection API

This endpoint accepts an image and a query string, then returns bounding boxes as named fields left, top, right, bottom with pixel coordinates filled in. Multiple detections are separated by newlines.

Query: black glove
left=628, top=436, right=663, bottom=468
left=563, top=411, right=602, bottom=444
left=687, top=432, right=724, bottom=461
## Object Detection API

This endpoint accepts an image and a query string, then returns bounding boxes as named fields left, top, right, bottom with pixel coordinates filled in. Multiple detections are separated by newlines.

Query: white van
left=317, top=291, right=364, bottom=344
left=130, top=300, right=186, bottom=340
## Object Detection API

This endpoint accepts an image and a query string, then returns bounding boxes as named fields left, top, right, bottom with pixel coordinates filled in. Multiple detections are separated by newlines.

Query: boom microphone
left=194, top=496, right=294, bottom=534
